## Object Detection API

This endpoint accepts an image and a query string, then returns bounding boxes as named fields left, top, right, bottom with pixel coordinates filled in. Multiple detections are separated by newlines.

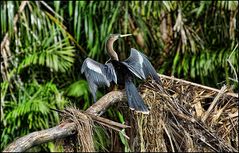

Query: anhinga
left=81, top=34, right=162, bottom=114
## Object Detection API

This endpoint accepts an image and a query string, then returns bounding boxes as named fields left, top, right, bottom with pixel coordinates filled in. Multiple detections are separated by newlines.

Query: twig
left=158, top=74, right=238, bottom=98
left=227, top=44, right=238, bottom=82
left=162, top=122, right=175, bottom=152
left=201, top=85, right=227, bottom=123
left=88, top=113, right=131, bottom=129
left=94, top=120, right=130, bottom=140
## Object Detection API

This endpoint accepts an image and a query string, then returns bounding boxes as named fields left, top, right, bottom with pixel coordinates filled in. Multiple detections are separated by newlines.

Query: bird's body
left=110, top=59, right=129, bottom=85
left=81, top=34, right=163, bottom=114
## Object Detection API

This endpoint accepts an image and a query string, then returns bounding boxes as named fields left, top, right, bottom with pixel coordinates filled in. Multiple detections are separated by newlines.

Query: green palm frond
left=65, top=80, right=88, bottom=98
left=170, top=45, right=238, bottom=89
left=11, top=2, right=76, bottom=73
left=19, top=37, right=75, bottom=73
left=1, top=80, right=68, bottom=151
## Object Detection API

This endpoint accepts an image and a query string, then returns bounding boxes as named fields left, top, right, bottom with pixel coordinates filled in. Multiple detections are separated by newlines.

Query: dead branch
left=158, top=74, right=238, bottom=98
left=3, top=122, right=76, bottom=152
left=3, top=91, right=127, bottom=152
left=201, top=85, right=227, bottom=122
left=86, top=91, right=126, bottom=115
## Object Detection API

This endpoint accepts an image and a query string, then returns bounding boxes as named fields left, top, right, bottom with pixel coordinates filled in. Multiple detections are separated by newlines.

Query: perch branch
left=158, top=74, right=238, bottom=98
left=86, top=90, right=126, bottom=115
left=3, top=122, right=76, bottom=152
left=3, top=91, right=127, bottom=152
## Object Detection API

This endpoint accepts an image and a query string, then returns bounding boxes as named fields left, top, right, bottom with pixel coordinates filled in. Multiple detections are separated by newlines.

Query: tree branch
left=3, top=91, right=126, bottom=152
left=158, top=74, right=238, bottom=98
left=3, top=122, right=76, bottom=152
left=86, top=91, right=126, bottom=115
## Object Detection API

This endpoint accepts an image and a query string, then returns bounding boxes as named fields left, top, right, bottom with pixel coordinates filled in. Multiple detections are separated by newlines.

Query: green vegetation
left=1, top=1, right=238, bottom=152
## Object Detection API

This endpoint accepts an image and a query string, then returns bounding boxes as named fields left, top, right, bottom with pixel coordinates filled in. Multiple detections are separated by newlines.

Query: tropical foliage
left=1, top=1, right=238, bottom=152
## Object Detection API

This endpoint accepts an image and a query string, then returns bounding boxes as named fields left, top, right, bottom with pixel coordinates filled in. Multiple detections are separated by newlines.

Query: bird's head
left=106, top=34, right=132, bottom=61
left=108, top=34, right=132, bottom=42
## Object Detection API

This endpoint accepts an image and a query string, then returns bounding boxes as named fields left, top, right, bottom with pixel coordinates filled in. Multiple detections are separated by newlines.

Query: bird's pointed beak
left=119, top=34, right=132, bottom=38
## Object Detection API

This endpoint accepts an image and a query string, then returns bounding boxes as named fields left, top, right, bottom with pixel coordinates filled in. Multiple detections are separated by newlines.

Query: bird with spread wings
left=81, top=34, right=163, bottom=114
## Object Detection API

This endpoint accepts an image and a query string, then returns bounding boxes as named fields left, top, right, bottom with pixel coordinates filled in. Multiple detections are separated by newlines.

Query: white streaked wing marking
left=127, top=65, right=143, bottom=79
left=86, top=60, right=103, bottom=74
left=87, top=60, right=110, bottom=86
left=137, top=51, right=144, bottom=66
left=137, top=51, right=145, bottom=77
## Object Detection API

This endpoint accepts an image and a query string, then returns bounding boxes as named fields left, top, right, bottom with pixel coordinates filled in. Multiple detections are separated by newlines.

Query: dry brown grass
left=120, top=76, right=238, bottom=152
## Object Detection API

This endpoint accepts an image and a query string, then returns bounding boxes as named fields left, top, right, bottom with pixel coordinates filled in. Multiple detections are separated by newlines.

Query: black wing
left=122, top=48, right=161, bottom=82
left=81, top=58, right=117, bottom=102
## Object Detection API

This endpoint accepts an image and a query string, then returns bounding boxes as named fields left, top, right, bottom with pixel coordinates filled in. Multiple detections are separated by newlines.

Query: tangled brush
left=59, top=107, right=95, bottom=152
left=120, top=75, right=238, bottom=152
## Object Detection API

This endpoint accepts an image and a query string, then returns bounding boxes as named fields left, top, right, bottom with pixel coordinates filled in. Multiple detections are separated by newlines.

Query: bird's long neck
left=106, top=38, right=119, bottom=61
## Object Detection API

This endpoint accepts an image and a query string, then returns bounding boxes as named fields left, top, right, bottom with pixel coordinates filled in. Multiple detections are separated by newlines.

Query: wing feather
left=81, top=58, right=117, bottom=102
left=122, top=48, right=161, bottom=82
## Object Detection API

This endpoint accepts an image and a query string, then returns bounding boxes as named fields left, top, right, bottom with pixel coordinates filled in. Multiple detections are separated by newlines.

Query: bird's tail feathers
left=125, top=78, right=149, bottom=114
